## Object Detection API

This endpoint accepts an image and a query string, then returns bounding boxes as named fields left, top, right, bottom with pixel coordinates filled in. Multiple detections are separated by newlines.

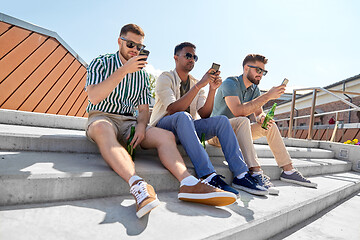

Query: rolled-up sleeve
left=196, top=88, right=206, bottom=111
left=155, top=73, right=177, bottom=109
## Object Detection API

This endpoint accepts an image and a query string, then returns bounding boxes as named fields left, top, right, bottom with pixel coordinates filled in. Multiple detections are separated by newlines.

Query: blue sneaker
left=232, top=173, right=268, bottom=196
left=252, top=173, right=279, bottom=195
left=208, top=174, right=239, bottom=196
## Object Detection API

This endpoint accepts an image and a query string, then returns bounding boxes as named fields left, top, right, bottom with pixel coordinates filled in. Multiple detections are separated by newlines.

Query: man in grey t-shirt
left=211, top=54, right=317, bottom=193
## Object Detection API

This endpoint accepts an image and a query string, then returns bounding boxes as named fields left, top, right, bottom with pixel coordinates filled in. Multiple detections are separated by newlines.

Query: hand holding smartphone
left=138, top=49, right=150, bottom=61
left=211, top=63, right=220, bottom=75
left=281, top=78, right=289, bottom=86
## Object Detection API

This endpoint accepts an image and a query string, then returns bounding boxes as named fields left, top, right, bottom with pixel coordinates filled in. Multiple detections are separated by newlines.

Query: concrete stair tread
left=0, top=123, right=335, bottom=159
left=1, top=151, right=349, bottom=178
left=0, top=150, right=352, bottom=205
left=1, top=172, right=359, bottom=240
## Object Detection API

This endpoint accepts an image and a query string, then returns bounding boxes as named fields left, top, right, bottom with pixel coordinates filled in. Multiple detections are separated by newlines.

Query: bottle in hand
left=127, top=126, right=136, bottom=159
left=261, top=103, right=277, bottom=130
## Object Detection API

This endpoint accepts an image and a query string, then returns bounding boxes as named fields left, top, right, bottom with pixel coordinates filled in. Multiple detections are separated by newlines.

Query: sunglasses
left=120, top=37, right=146, bottom=51
left=183, top=52, right=198, bottom=62
left=247, top=65, right=268, bottom=76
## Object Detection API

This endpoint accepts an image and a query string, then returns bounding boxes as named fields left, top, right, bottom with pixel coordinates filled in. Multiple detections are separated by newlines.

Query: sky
left=2, top=0, right=360, bottom=93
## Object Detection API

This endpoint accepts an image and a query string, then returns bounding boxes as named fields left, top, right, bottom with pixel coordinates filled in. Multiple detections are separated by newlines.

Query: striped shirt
left=85, top=51, right=150, bottom=115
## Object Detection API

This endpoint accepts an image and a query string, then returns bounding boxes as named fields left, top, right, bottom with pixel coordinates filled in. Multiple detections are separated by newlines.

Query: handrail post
left=288, top=90, right=296, bottom=138
left=330, top=112, right=339, bottom=142
left=307, top=89, right=317, bottom=140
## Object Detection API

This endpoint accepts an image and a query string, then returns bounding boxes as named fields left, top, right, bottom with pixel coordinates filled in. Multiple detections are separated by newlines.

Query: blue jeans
left=156, top=111, right=248, bottom=178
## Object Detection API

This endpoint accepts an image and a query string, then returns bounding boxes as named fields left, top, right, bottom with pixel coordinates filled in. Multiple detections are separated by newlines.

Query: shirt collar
left=239, top=74, right=256, bottom=91
left=115, top=51, right=123, bottom=69
left=173, top=69, right=196, bottom=86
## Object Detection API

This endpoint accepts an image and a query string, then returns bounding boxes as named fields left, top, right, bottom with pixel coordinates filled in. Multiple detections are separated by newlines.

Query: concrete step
left=0, top=108, right=86, bottom=130
left=0, top=123, right=335, bottom=159
left=273, top=191, right=360, bottom=240
left=1, top=172, right=359, bottom=240
left=0, top=150, right=352, bottom=206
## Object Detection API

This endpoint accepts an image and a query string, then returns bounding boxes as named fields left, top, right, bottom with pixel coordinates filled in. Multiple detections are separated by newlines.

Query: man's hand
left=128, top=123, right=146, bottom=148
left=196, top=69, right=217, bottom=89
left=266, top=85, right=286, bottom=100
left=256, top=114, right=274, bottom=130
left=122, top=55, right=148, bottom=74
left=209, top=71, right=222, bottom=90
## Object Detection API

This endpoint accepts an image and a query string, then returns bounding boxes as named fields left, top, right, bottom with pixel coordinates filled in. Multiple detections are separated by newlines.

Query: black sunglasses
left=247, top=65, right=268, bottom=76
left=120, top=37, right=145, bottom=51
left=183, top=52, right=198, bottom=62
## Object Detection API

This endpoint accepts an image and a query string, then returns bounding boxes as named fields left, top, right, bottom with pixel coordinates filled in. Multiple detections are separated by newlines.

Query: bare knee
left=88, top=120, right=115, bottom=140
left=154, top=129, right=176, bottom=148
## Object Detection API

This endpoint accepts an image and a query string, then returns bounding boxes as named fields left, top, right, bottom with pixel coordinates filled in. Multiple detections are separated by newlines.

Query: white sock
left=180, top=175, right=200, bottom=187
left=129, top=175, right=143, bottom=187
left=284, top=169, right=296, bottom=175
left=204, top=172, right=217, bottom=183
left=236, top=172, right=247, bottom=179
left=251, top=170, right=263, bottom=177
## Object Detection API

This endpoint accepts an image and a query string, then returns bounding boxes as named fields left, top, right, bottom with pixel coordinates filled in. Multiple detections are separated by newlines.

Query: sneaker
left=252, top=173, right=279, bottom=195
left=280, top=170, right=318, bottom=188
left=232, top=173, right=268, bottom=196
left=130, top=180, right=160, bottom=218
left=208, top=174, right=239, bottom=196
left=178, top=180, right=237, bottom=206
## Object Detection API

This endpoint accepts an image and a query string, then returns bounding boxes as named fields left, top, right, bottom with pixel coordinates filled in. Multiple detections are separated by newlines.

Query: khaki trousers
left=208, top=117, right=292, bottom=169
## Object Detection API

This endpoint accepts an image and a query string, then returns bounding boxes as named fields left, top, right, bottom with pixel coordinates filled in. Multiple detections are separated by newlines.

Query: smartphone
left=281, top=78, right=289, bottom=86
left=138, top=49, right=150, bottom=61
left=211, top=63, right=220, bottom=74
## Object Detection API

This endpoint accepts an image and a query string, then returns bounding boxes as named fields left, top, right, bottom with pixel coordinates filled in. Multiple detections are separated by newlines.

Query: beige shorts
left=85, top=111, right=151, bottom=146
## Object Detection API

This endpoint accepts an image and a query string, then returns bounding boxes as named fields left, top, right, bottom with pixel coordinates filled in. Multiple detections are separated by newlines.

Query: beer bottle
left=261, top=103, right=277, bottom=130
left=127, top=126, right=136, bottom=158
left=201, top=133, right=206, bottom=149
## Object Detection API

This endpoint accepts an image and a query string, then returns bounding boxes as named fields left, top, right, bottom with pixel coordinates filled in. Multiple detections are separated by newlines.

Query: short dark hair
left=242, top=54, right=268, bottom=67
left=174, top=42, right=196, bottom=55
left=119, top=24, right=145, bottom=37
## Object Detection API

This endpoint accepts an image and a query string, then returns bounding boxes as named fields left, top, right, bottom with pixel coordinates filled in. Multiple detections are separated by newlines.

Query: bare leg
left=87, top=120, right=135, bottom=183
left=140, top=127, right=191, bottom=182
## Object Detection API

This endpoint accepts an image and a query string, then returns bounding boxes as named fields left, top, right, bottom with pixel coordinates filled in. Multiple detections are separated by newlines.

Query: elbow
left=87, top=93, right=101, bottom=105
left=166, top=104, right=178, bottom=115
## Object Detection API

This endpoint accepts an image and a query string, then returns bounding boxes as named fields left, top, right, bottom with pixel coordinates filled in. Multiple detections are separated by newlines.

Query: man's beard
left=120, top=48, right=131, bottom=61
left=183, top=62, right=194, bottom=72
left=247, top=72, right=260, bottom=85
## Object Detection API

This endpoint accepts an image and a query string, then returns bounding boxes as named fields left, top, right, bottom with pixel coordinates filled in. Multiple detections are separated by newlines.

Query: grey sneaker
left=252, top=173, right=279, bottom=195
left=280, top=170, right=317, bottom=188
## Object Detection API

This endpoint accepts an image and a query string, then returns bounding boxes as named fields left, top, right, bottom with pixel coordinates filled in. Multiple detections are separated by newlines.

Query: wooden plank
left=0, top=33, right=47, bottom=83
left=0, top=26, right=32, bottom=59
left=322, top=129, right=334, bottom=141
left=78, top=97, right=89, bottom=117
left=313, top=129, right=325, bottom=140
left=68, top=90, right=87, bottom=116
left=2, top=41, right=65, bottom=110
left=73, top=93, right=88, bottom=117
left=65, top=76, right=87, bottom=116
left=16, top=47, right=70, bottom=111
left=34, top=59, right=80, bottom=113
left=0, top=38, right=58, bottom=106
left=0, top=22, right=12, bottom=35
left=46, top=67, right=85, bottom=114
left=341, top=129, right=359, bottom=142
left=295, top=129, right=303, bottom=139
left=300, top=130, right=309, bottom=139
left=57, top=70, right=86, bottom=115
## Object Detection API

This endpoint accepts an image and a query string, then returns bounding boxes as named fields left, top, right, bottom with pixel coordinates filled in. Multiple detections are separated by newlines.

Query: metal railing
left=275, top=87, right=360, bottom=141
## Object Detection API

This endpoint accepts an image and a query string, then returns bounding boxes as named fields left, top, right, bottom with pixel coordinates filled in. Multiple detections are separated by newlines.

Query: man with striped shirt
left=85, top=24, right=237, bottom=218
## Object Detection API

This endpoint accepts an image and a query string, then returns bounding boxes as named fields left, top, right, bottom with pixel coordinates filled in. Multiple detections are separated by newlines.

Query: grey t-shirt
left=211, top=75, right=260, bottom=118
